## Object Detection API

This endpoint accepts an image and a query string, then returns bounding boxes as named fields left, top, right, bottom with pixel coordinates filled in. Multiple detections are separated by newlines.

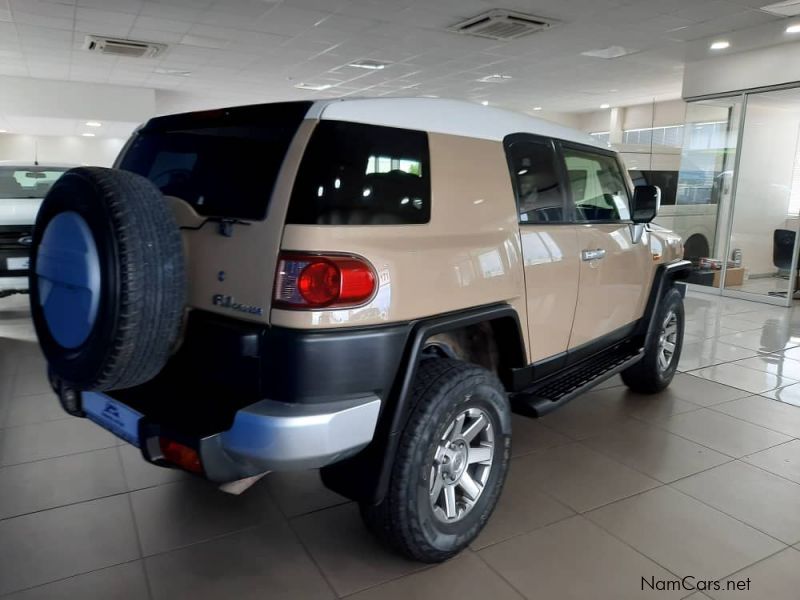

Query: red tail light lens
left=274, top=253, right=377, bottom=309
left=159, top=438, right=204, bottom=474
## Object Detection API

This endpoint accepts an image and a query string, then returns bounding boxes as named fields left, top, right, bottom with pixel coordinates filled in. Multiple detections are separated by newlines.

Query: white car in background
left=0, top=163, right=71, bottom=297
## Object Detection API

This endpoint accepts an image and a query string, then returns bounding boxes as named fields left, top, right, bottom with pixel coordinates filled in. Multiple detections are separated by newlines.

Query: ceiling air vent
left=449, top=9, right=557, bottom=41
left=83, top=35, right=166, bottom=59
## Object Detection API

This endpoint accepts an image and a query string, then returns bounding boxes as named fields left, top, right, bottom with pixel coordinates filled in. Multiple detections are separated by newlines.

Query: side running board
left=511, top=340, right=644, bottom=418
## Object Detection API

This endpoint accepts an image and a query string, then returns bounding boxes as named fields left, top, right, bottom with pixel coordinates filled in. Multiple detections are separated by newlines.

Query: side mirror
left=631, top=185, right=660, bottom=223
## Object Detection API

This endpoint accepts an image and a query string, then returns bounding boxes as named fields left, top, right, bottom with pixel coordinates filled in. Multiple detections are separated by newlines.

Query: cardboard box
left=712, top=267, right=744, bottom=287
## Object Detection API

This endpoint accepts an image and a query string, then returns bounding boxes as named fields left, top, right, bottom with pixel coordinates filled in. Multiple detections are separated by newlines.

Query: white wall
left=0, top=134, right=126, bottom=167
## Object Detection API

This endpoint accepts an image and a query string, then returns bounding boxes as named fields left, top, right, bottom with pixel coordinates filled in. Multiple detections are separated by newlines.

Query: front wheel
left=360, top=358, right=511, bottom=562
left=622, top=286, right=684, bottom=393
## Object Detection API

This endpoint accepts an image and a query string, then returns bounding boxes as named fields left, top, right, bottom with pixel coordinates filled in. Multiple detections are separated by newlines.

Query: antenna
left=34, top=139, right=39, bottom=166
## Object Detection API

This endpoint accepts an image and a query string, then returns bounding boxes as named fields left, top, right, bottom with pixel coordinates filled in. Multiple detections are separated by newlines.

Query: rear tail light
left=159, top=438, right=204, bottom=474
left=274, top=252, right=377, bottom=309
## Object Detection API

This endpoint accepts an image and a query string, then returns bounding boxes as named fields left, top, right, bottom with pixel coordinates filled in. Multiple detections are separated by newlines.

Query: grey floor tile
left=661, top=373, right=751, bottom=407
left=480, top=515, right=683, bottom=600
left=677, top=339, right=758, bottom=372
left=594, top=374, right=624, bottom=390
left=0, top=495, right=140, bottom=595
left=510, top=414, right=571, bottom=457
left=659, top=409, right=791, bottom=458
left=4, top=561, right=149, bottom=600
left=688, top=363, right=797, bottom=394
left=712, top=395, right=800, bottom=437
left=291, top=502, right=425, bottom=596
left=146, top=523, right=333, bottom=600
left=471, top=456, right=574, bottom=550
left=708, top=547, right=800, bottom=599
left=1, top=392, right=68, bottom=428
left=761, top=382, right=800, bottom=406
left=509, top=443, right=659, bottom=513
left=346, top=551, right=523, bottom=600
left=0, top=418, right=117, bottom=466
left=743, top=440, right=800, bottom=484
left=263, top=469, right=348, bottom=518
left=582, top=419, right=731, bottom=483
left=130, top=477, right=281, bottom=556
left=673, top=461, right=800, bottom=545
left=623, top=391, right=701, bottom=425
left=587, top=486, right=785, bottom=581
left=717, top=330, right=798, bottom=354
left=732, top=354, right=800, bottom=380
left=0, top=447, right=127, bottom=520
left=117, top=442, right=187, bottom=491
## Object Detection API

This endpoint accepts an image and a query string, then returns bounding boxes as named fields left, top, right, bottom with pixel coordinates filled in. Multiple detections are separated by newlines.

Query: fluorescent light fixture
left=710, top=40, right=730, bottom=50
left=81, top=132, right=96, bottom=137
left=348, top=59, right=389, bottom=70
left=294, top=82, right=333, bottom=91
left=581, top=46, right=637, bottom=59
left=85, top=121, right=102, bottom=127
left=477, top=74, right=512, bottom=83
left=154, top=68, right=192, bottom=76
left=787, top=23, right=800, bottom=32
left=532, top=106, right=542, bottom=111
left=600, top=103, right=610, bottom=109
left=761, top=1, right=800, bottom=17
left=481, top=100, right=489, bottom=106
left=0, top=129, right=6, bottom=133
left=180, top=34, right=230, bottom=49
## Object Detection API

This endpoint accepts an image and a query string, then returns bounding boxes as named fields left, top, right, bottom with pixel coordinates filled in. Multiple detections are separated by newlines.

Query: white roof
left=310, top=97, right=601, bottom=148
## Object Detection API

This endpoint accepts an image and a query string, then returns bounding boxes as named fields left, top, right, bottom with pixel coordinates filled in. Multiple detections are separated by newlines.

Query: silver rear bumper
left=199, top=395, right=381, bottom=482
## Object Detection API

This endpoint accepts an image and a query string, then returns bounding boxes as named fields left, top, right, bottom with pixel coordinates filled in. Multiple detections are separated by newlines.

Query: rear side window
left=504, top=136, right=566, bottom=223
left=118, top=102, right=310, bottom=220
left=287, top=121, right=430, bottom=225
left=562, top=146, right=631, bottom=222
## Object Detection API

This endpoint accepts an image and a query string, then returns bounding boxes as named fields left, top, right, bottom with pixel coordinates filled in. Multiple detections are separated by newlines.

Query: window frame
left=502, top=133, right=572, bottom=226
left=556, top=140, right=633, bottom=225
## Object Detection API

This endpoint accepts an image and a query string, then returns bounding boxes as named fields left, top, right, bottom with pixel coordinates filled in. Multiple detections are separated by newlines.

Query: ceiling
left=0, top=0, right=793, bottom=125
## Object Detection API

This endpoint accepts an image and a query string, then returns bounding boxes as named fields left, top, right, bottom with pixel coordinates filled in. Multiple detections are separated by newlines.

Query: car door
left=560, top=142, right=653, bottom=349
left=504, top=134, right=580, bottom=371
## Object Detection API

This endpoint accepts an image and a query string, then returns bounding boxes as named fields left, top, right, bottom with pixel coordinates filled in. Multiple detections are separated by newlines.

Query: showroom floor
left=2, top=292, right=800, bottom=599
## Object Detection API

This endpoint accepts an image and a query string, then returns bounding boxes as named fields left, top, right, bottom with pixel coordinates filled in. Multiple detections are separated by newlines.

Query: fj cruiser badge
left=212, top=294, right=264, bottom=316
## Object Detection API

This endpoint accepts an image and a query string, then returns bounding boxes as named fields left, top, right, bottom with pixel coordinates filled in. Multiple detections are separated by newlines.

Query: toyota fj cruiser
left=29, top=98, right=688, bottom=562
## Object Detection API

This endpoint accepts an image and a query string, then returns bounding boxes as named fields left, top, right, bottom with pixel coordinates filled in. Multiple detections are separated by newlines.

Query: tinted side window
left=505, top=138, right=565, bottom=223
left=287, top=121, right=430, bottom=225
left=563, top=147, right=631, bottom=222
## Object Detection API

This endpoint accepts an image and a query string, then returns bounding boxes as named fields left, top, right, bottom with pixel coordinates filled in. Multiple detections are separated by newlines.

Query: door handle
left=581, top=249, right=606, bottom=261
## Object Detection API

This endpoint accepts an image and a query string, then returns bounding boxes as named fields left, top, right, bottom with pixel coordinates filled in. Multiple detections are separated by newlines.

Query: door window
left=505, top=137, right=566, bottom=224
left=563, top=147, right=631, bottom=222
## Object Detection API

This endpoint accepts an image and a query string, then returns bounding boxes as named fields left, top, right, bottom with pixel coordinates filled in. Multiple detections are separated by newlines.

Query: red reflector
left=274, top=253, right=377, bottom=309
left=159, top=438, right=203, bottom=474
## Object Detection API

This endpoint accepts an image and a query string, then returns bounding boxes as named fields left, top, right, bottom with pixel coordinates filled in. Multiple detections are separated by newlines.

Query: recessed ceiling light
left=710, top=40, right=730, bottom=50
left=532, top=106, right=542, bottom=111
left=761, top=1, right=800, bottom=17
left=294, top=82, right=333, bottom=91
left=347, top=59, right=389, bottom=70
left=581, top=46, right=638, bottom=59
left=600, top=103, right=610, bottom=109
left=481, top=100, right=489, bottom=106
left=0, top=129, right=7, bottom=133
left=81, top=132, right=96, bottom=137
left=477, top=74, right=512, bottom=83
left=85, top=121, right=102, bottom=127
left=154, top=68, right=192, bottom=76
left=787, top=23, right=800, bottom=33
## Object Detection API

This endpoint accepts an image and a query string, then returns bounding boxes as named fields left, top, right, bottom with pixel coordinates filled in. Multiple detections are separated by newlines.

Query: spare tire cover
left=30, top=167, right=186, bottom=391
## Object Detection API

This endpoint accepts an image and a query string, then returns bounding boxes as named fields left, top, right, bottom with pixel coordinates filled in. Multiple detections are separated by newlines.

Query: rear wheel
left=360, top=358, right=511, bottom=562
left=621, top=287, right=684, bottom=393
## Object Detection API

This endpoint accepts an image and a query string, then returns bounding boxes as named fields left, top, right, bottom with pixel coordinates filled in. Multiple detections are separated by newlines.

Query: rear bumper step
left=511, top=340, right=644, bottom=417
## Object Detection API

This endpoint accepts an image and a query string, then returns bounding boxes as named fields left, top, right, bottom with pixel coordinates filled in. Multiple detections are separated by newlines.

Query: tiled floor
left=3, top=291, right=800, bottom=599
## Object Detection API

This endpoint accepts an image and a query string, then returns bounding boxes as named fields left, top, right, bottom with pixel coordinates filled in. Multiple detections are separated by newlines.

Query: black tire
left=621, top=287, right=684, bottom=393
left=29, top=167, right=185, bottom=391
left=360, top=358, right=511, bottom=562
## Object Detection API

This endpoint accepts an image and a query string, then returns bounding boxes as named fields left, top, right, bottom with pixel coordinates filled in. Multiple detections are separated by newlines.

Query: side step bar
left=511, top=341, right=644, bottom=418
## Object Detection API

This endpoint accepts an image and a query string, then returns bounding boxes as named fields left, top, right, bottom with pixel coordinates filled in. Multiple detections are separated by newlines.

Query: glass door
left=674, top=97, right=743, bottom=292
left=721, top=87, right=800, bottom=305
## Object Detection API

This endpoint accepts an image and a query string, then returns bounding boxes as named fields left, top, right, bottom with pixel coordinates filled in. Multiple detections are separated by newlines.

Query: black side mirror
left=631, top=185, right=660, bottom=223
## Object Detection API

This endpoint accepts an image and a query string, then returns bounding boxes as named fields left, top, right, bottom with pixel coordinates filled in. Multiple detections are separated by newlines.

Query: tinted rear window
left=118, top=102, right=310, bottom=220
left=287, top=121, right=430, bottom=225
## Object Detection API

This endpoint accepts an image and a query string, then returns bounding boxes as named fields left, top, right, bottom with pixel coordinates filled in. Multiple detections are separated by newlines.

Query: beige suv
left=28, top=98, right=689, bottom=562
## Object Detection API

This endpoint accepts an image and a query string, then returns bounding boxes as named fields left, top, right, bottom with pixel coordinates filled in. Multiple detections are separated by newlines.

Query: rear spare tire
left=29, top=167, right=186, bottom=391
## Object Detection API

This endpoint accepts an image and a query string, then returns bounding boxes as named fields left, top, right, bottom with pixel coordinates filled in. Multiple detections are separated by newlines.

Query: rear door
left=504, top=134, right=580, bottom=368
left=560, top=143, right=652, bottom=349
